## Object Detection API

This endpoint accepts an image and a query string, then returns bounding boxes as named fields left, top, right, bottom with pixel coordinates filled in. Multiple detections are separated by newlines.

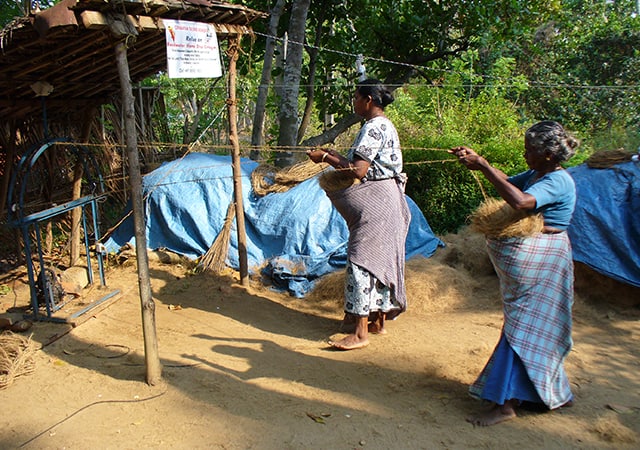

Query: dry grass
left=469, top=198, right=544, bottom=239
left=251, top=159, right=328, bottom=196
left=0, top=331, right=36, bottom=390
left=586, top=148, right=635, bottom=169
left=592, top=413, right=638, bottom=444
left=318, top=169, right=360, bottom=192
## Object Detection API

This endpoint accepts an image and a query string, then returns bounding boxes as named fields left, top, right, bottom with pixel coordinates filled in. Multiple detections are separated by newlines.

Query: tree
left=246, top=0, right=561, bottom=156
left=0, top=0, right=57, bottom=26
left=250, top=0, right=286, bottom=160
left=274, top=0, right=311, bottom=166
left=498, top=0, right=640, bottom=137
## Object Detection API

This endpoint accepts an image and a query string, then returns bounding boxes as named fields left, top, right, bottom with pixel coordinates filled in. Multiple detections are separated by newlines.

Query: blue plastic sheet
left=105, top=153, right=445, bottom=296
left=567, top=161, right=640, bottom=287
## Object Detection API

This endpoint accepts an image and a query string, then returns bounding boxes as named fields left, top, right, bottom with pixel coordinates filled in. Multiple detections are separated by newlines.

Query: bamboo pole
left=114, top=39, right=162, bottom=385
left=226, top=35, right=249, bottom=286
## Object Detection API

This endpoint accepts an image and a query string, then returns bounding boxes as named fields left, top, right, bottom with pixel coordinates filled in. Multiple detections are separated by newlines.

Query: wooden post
left=70, top=106, right=97, bottom=267
left=226, top=35, right=249, bottom=286
left=0, top=123, right=16, bottom=216
left=114, top=38, right=162, bottom=385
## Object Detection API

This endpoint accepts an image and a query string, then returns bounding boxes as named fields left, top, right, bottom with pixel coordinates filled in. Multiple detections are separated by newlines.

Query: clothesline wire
left=248, top=30, right=639, bottom=92
left=67, top=141, right=457, bottom=153
left=27, top=138, right=460, bottom=237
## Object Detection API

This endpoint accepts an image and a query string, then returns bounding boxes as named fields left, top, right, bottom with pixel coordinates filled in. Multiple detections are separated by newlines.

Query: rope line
left=251, top=30, right=640, bottom=92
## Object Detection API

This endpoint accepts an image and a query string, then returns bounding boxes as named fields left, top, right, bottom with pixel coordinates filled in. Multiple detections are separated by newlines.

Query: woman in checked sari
left=450, top=121, right=580, bottom=426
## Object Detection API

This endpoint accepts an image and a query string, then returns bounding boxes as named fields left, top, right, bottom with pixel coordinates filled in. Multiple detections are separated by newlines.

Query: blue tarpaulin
left=105, top=153, right=445, bottom=296
left=567, top=161, right=640, bottom=287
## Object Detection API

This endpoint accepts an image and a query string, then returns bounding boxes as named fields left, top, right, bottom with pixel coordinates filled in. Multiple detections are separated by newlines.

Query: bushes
left=386, top=56, right=530, bottom=234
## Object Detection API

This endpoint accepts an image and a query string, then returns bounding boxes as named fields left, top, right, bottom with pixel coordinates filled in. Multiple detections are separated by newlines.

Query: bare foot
left=368, top=312, right=387, bottom=334
left=367, top=321, right=387, bottom=334
left=466, top=401, right=517, bottom=427
left=328, top=334, right=369, bottom=351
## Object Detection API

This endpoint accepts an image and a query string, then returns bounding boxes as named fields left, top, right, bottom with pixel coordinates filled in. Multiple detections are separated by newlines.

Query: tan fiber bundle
left=318, top=169, right=361, bottom=193
left=469, top=197, right=544, bottom=239
left=252, top=159, right=328, bottom=196
left=0, top=331, right=36, bottom=390
left=586, top=148, right=635, bottom=169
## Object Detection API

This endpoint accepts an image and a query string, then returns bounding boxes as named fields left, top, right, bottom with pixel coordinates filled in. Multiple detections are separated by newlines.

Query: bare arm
left=307, top=148, right=370, bottom=180
left=449, top=146, right=537, bottom=210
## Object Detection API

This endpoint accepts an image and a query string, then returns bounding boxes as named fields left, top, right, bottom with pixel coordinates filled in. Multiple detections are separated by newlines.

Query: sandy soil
left=1, top=230, right=639, bottom=450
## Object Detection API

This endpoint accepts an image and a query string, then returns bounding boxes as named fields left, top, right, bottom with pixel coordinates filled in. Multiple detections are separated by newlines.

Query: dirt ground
left=1, top=229, right=639, bottom=450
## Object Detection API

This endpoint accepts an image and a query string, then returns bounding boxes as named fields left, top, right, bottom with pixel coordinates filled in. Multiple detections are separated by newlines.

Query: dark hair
left=356, top=79, right=394, bottom=109
left=525, top=120, right=580, bottom=162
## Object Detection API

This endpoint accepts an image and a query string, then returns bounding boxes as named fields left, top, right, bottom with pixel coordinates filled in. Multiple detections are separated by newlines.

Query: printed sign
left=164, top=19, right=222, bottom=78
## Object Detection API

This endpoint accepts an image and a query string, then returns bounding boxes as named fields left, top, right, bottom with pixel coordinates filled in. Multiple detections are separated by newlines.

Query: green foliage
left=0, top=1, right=58, bottom=27
left=387, top=53, right=532, bottom=234
left=515, top=1, right=640, bottom=133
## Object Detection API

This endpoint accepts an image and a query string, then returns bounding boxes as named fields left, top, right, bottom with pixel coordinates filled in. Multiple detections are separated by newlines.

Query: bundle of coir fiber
left=469, top=197, right=544, bottom=239
left=586, top=148, right=636, bottom=169
left=0, top=332, right=36, bottom=390
left=252, top=159, right=328, bottom=196
left=318, top=168, right=361, bottom=192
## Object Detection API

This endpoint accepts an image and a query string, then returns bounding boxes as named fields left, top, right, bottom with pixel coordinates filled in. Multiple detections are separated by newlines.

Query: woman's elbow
left=508, top=196, right=536, bottom=211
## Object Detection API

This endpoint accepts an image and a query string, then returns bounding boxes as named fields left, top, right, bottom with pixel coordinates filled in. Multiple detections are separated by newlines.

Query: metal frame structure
left=7, top=137, right=117, bottom=322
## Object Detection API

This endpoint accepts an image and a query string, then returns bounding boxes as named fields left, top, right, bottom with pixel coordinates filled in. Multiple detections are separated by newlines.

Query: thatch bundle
left=469, top=197, right=544, bottom=239
left=0, top=332, right=36, bottom=390
left=252, top=159, right=328, bottom=196
left=586, top=148, right=636, bottom=169
left=318, top=169, right=361, bottom=192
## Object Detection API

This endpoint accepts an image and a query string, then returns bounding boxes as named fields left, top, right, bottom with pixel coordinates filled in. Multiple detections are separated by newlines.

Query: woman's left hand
left=307, top=148, right=328, bottom=164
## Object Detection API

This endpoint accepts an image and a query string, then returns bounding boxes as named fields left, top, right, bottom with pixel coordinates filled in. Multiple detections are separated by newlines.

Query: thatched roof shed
left=0, top=0, right=267, bottom=124
left=0, top=1, right=267, bottom=383
left=0, top=0, right=267, bottom=225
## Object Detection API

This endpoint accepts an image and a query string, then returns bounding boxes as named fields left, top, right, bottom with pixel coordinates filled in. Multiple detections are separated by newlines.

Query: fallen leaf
left=306, top=412, right=326, bottom=424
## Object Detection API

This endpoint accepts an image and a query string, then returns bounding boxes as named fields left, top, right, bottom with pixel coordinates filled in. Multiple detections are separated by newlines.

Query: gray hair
left=525, top=121, right=579, bottom=162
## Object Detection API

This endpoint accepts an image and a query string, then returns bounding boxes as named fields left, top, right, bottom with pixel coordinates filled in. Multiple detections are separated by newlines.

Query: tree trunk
left=300, top=76, right=409, bottom=149
left=250, top=0, right=286, bottom=161
left=70, top=106, right=97, bottom=267
left=296, top=10, right=324, bottom=144
left=274, top=0, right=310, bottom=167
